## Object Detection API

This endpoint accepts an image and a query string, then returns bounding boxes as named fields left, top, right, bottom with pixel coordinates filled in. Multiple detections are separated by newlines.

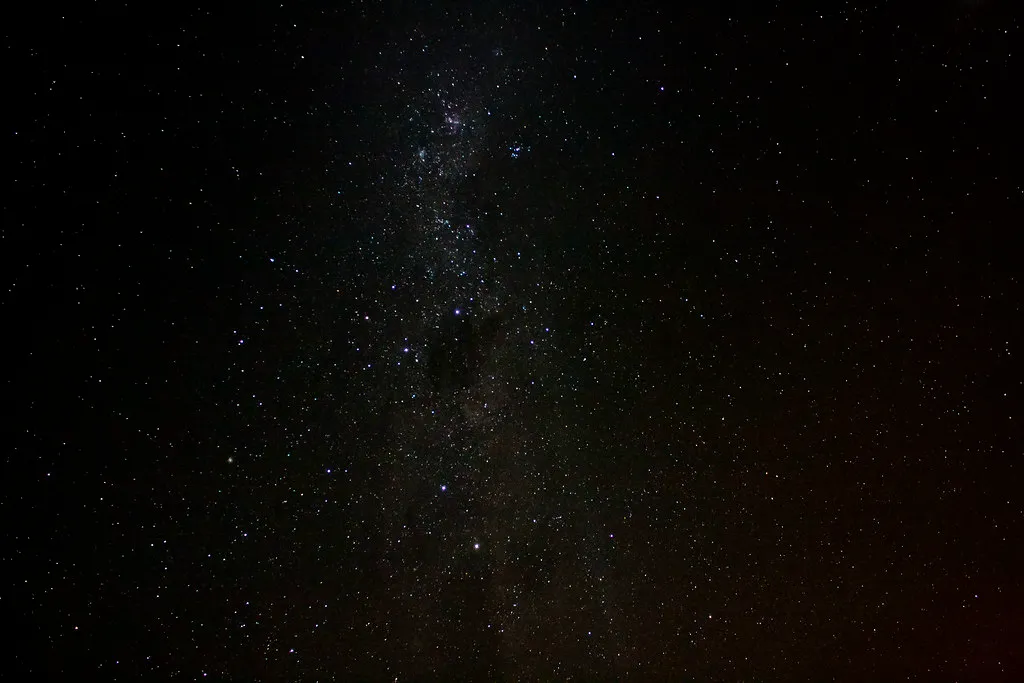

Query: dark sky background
left=5, top=2, right=1022, bottom=680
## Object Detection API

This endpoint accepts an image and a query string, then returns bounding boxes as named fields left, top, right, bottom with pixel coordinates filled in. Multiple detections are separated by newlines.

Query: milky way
left=7, top=2, right=1022, bottom=680
left=344, top=41, right=592, bottom=667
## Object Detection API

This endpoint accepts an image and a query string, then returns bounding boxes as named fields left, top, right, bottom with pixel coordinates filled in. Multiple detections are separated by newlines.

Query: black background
left=5, top=2, right=1022, bottom=680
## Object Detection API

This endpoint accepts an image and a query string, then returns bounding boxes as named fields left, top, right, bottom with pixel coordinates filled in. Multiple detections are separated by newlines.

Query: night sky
left=6, top=2, right=1023, bottom=680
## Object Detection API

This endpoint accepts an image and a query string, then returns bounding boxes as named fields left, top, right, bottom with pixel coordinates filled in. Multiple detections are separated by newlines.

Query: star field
left=5, top=2, right=1023, bottom=680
